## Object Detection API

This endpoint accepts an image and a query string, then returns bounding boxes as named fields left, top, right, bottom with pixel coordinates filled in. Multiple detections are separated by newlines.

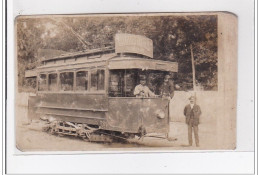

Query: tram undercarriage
left=40, top=117, right=175, bottom=143
left=41, top=118, right=143, bottom=143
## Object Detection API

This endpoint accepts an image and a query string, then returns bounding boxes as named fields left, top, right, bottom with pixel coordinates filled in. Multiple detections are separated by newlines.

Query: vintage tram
left=25, top=34, right=178, bottom=142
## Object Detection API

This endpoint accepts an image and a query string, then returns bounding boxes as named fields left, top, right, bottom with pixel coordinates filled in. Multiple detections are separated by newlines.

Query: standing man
left=159, top=74, right=174, bottom=100
left=134, top=75, right=155, bottom=97
left=184, top=96, right=202, bottom=147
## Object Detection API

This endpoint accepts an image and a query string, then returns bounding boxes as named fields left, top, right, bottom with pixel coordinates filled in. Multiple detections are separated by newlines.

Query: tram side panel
left=28, top=94, right=170, bottom=135
left=28, top=93, right=108, bottom=126
left=105, top=98, right=169, bottom=134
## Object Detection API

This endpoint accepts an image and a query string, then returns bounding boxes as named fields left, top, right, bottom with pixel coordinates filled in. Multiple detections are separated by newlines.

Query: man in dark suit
left=184, top=96, right=202, bottom=147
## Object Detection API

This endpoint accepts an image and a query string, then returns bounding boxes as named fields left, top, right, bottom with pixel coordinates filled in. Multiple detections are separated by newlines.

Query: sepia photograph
left=15, top=12, right=237, bottom=151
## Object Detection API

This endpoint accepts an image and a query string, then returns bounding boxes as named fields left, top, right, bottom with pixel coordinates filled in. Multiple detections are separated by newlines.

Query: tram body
left=26, top=34, right=178, bottom=141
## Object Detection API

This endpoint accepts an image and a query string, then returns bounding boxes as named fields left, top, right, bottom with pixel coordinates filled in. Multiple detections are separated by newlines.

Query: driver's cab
left=108, top=33, right=177, bottom=98
left=108, top=69, right=173, bottom=98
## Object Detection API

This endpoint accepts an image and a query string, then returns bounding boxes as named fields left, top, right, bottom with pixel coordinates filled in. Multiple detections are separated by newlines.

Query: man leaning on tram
left=159, top=74, right=175, bottom=100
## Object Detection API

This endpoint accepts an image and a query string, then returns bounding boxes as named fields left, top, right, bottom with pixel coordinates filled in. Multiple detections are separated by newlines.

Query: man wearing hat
left=183, top=96, right=202, bottom=147
left=159, top=74, right=175, bottom=100
left=134, top=75, right=155, bottom=97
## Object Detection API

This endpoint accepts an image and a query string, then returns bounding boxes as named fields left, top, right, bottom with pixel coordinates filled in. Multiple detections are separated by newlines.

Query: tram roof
left=42, top=46, right=115, bottom=63
left=26, top=49, right=178, bottom=77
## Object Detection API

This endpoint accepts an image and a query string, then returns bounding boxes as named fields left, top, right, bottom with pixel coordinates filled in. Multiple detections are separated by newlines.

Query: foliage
left=16, top=15, right=217, bottom=91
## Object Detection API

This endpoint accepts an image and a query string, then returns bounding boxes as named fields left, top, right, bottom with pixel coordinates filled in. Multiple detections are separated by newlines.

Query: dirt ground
left=16, top=105, right=218, bottom=152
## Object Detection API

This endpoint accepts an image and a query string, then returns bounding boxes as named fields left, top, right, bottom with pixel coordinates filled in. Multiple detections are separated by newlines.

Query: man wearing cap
left=134, top=75, right=155, bottom=97
left=159, top=74, right=174, bottom=100
left=184, top=96, right=202, bottom=147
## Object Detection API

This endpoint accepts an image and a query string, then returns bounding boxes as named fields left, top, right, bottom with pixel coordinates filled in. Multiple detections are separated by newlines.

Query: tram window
left=38, top=74, right=47, bottom=91
left=76, top=71, right=88, bottom=91
left=90, top=69, right=105, bottom=91
left=109, top=70, right=137, bottom=97
left=60, top=72, right=74, bottom=91
left=147, top=71, right=165, bottom=94
left=109, top=71, right=123, bottom=97
left=124, top=71, right=136, bottom=96
left=48, top=73, right=58, bottom=91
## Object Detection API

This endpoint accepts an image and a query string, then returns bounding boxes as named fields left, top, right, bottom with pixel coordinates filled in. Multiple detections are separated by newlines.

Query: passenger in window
left=159, top=74, right=174, bottom=100
left=134, top=75, right=155, bottom=97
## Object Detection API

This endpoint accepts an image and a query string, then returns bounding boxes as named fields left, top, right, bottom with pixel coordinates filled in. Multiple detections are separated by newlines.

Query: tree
left=17, top=18, right=45, bottom=90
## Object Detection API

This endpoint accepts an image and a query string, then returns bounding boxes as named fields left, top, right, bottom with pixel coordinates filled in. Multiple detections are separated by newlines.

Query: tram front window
left=108, top=69, right=167, bottom=97
left=38, top=74, right=47, bottom=91
left=60, top=72, right=74, bottom=91
left=109, top=70, right=136, bottom=97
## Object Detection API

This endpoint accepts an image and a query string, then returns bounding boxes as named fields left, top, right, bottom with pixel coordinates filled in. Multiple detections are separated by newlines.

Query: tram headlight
left=155, top=109, right=165, bottom=119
